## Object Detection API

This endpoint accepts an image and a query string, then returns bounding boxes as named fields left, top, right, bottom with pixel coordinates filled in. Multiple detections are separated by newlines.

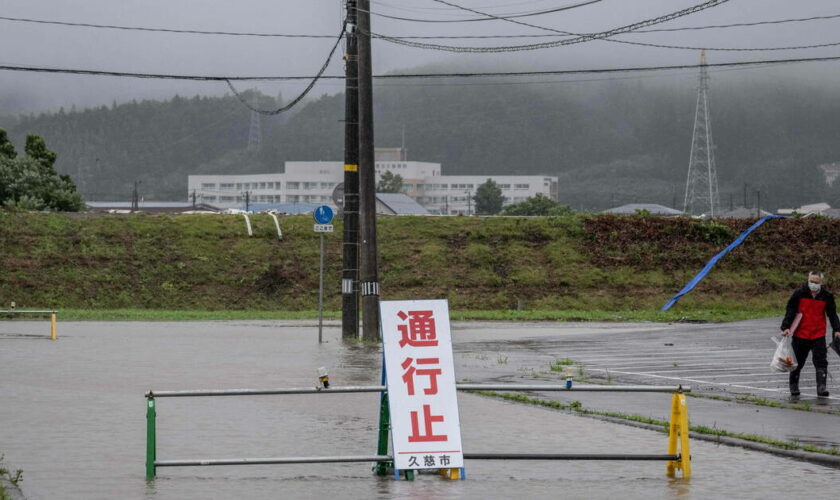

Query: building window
left=320, top=182, right=334, bottom=189
left=220, top=183, right=234, bottom=190
left=204, top=195, right=217, bottom=202
left=220, top=196, right=234, bottom=202
left=515, top=184, right=529, bottom=190
left=287, top=182, right=299, bottom=190
left=201, top=183, right=216, bottom=190
left=288, top=195, right=299, bottom=203
left=236, top=183, right=242, bottom=190
left=303, top=182, right=319, bottom=190
left=499, top=184, right=511, bottom=190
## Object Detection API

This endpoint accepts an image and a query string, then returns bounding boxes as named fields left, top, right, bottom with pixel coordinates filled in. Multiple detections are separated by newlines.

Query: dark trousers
left=789, top=336, right=828, bottom=384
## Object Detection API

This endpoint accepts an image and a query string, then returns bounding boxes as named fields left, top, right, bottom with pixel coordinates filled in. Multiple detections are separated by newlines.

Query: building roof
left=376, top=193, right=430, bottom=215
left=86, top=201, right=219, bottom=213
left=820, top=208, right=840, bottom=219
left=235, top=203, right=323, bottom=214
left=718, top=207, right=772, bottom=219
left=602, top=203, right=683, bottom=216
left=777, top=202, right=832, bottom=216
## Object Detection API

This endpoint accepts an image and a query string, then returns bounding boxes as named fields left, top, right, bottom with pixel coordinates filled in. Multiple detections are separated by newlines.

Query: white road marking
left=585, top=368, right=840, bottom=401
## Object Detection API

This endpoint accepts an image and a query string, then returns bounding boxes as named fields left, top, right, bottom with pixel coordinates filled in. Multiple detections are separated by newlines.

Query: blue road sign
left=313, top=205, right=334, bottom=225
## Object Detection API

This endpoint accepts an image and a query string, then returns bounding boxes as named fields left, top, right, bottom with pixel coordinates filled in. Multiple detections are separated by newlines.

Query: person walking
left=781, top=271, right=840, bottom=397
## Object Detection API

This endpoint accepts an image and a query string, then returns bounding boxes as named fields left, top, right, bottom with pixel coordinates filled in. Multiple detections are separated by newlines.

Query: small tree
left=501, top=193, right=572, bottom=216
left=376, top=170, right=404, bottom=193
left=0, top=131, right=84, bottom=211
left=473, top=178, right=504, bottom=215
left=0, top=130, right=17, bottom=159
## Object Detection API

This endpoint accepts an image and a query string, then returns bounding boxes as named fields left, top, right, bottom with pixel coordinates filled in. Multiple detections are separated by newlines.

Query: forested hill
left=4, top=75, right=840, bottom=210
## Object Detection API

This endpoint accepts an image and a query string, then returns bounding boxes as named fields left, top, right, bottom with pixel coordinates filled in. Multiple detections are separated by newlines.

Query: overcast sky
left=1, top=0, right=839, bottom=113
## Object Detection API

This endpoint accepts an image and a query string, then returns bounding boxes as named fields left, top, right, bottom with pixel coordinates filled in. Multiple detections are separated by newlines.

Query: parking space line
left=585, top=368, right=840, bottom=401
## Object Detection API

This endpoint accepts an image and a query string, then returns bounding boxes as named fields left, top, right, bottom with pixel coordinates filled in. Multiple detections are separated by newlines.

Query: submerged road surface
left=0, top=319, right=838, bottom=499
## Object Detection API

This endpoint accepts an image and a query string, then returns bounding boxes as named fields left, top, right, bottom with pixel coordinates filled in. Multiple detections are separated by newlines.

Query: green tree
left=376, top=170, right=404, bottom=193
left=501, top=193, right=572, bottom=216
left=24, top=134, right=58, bottom=168
left=0, top=129, right=16, bottom=159
left=0, top=130, right=84, bottom=211
left=473, top=178, right=504, bottom=215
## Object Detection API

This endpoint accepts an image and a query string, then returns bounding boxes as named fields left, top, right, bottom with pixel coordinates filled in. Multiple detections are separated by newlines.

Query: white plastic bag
left=770, top=336, right=798, bottom=372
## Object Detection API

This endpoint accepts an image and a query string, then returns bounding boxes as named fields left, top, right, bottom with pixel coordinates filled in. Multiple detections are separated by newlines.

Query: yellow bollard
left=666, top=392, right=691, bottom=478
left=50, top=313, right=57, bottom=341
left=439, top=468, right=460, bottom=480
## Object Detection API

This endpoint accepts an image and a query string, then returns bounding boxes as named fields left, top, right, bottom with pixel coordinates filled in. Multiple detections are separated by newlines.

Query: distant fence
left=0, top=309, right=57, bottom=340
left=145, top=383, right=691, bottom=480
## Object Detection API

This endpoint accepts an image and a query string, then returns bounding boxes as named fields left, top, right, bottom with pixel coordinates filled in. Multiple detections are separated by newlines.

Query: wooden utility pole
left=357, top=0, right=380, bottom=341
left=342, top=0, right=360, bottom=340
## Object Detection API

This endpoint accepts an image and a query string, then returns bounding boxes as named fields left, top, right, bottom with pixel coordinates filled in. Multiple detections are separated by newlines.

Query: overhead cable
left=418, top=0, right=840, bottom=53
left=374, top=12, right=840, bottom=39
left=372, top=0, right=731, bottom=53
left=0, top=15, right=336, bottom=38
left=5, top=10, right=837, bottom=41
left=2, top=54, right=840, bottom=81
left=365, top=0, right=600, bottom=23
left=224, top=23, right=346, bottom=115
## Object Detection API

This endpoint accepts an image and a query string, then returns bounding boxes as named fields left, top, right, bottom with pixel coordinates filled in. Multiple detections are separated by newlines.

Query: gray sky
left=1, top=0, right=840, bottom=113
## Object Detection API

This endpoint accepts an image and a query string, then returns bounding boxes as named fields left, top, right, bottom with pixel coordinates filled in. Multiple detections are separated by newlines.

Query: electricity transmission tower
left=683, top=50, right=719, bottom=217
left=247, top=93, right=262, bottom=151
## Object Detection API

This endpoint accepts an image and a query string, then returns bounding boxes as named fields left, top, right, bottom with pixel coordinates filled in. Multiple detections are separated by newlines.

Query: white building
left=188, top=150, right=557, bottom=214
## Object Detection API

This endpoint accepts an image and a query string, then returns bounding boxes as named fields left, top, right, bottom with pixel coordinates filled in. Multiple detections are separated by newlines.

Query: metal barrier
left=0, top=309, right=58, bottom=340
left=145, top=383, right=691, bottom=480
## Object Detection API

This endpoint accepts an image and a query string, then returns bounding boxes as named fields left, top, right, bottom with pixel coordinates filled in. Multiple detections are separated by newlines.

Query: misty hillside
left=3, top=76, right=840, bottom=210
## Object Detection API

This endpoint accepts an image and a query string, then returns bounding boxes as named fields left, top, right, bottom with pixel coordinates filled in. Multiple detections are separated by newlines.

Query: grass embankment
left=2, top=211, right=838, bottom=321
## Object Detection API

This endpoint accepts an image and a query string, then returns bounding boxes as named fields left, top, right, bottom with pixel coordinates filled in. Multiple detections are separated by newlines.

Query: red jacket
left=781, top=285, right=840, bottom=340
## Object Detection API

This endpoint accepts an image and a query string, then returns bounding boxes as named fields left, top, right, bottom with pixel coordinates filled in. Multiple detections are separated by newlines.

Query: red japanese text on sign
left=408, top=404, right=448, bottom=442
left=401, top=357, right=441, bottom=396
left=397, top=310, right=438, bottom=347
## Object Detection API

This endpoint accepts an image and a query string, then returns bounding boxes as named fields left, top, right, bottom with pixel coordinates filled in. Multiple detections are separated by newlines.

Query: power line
left=224, top=23, right=346, bottom=115
left=3, top=54, right=840, bottom=81
left=0, top=15, right=337, bottom=38
left=371, top=0, right=731, bottom=53
left=5, top=10, right=837, bottom=41
left=632, top=12, right=840, bottom=34
left=416, top=0, right=840, bottom=54
left=364, top=0, right=600, bottom=23
left=373, top=12, right=840, bottom=39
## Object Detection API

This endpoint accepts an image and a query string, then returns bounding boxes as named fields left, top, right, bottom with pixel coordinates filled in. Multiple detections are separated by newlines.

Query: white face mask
left=808, top=282, right=821, bottom=292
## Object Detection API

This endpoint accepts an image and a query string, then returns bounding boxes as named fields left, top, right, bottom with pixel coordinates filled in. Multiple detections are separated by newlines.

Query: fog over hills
left=2, top=0, right=840, bottom=209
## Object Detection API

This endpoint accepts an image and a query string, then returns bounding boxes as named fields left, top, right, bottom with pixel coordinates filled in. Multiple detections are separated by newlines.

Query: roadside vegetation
left=1, top=212, right=836, bottom=320
left=0, top=455, right=23, bottom=500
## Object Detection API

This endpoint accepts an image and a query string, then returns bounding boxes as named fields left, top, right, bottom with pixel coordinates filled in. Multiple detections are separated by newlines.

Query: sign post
left=380, top=299, right=464, bottom=478
left=313, top=206, right=335, bottom=343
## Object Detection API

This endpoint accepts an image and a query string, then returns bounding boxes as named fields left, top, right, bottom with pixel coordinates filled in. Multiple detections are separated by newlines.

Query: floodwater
left=1, top=320, right=838, bottom=499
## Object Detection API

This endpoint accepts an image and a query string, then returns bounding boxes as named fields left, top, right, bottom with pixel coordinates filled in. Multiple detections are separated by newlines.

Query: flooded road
left=1, top=320, right=838, bottom=499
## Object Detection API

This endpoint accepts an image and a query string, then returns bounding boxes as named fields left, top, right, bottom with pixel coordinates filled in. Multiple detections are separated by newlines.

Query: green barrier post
left=146, top=396, right=156, bottom=479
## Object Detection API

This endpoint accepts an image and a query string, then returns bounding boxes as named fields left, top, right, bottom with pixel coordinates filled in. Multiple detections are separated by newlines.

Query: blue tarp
left=661, top=215, right=785, bottom=311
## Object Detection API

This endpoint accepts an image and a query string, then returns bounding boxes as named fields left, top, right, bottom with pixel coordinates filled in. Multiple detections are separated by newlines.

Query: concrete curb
left=581, top=412, right=840, bottom=470
left=0, top=476, right=26, bottom=500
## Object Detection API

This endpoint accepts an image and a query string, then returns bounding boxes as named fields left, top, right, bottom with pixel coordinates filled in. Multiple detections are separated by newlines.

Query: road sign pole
left=319, top=232, right=325, bottom=344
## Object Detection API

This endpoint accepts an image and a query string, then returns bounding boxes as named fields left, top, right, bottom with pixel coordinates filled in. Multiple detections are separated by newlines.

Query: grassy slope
left=2, top=211, right=837, bottom=320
